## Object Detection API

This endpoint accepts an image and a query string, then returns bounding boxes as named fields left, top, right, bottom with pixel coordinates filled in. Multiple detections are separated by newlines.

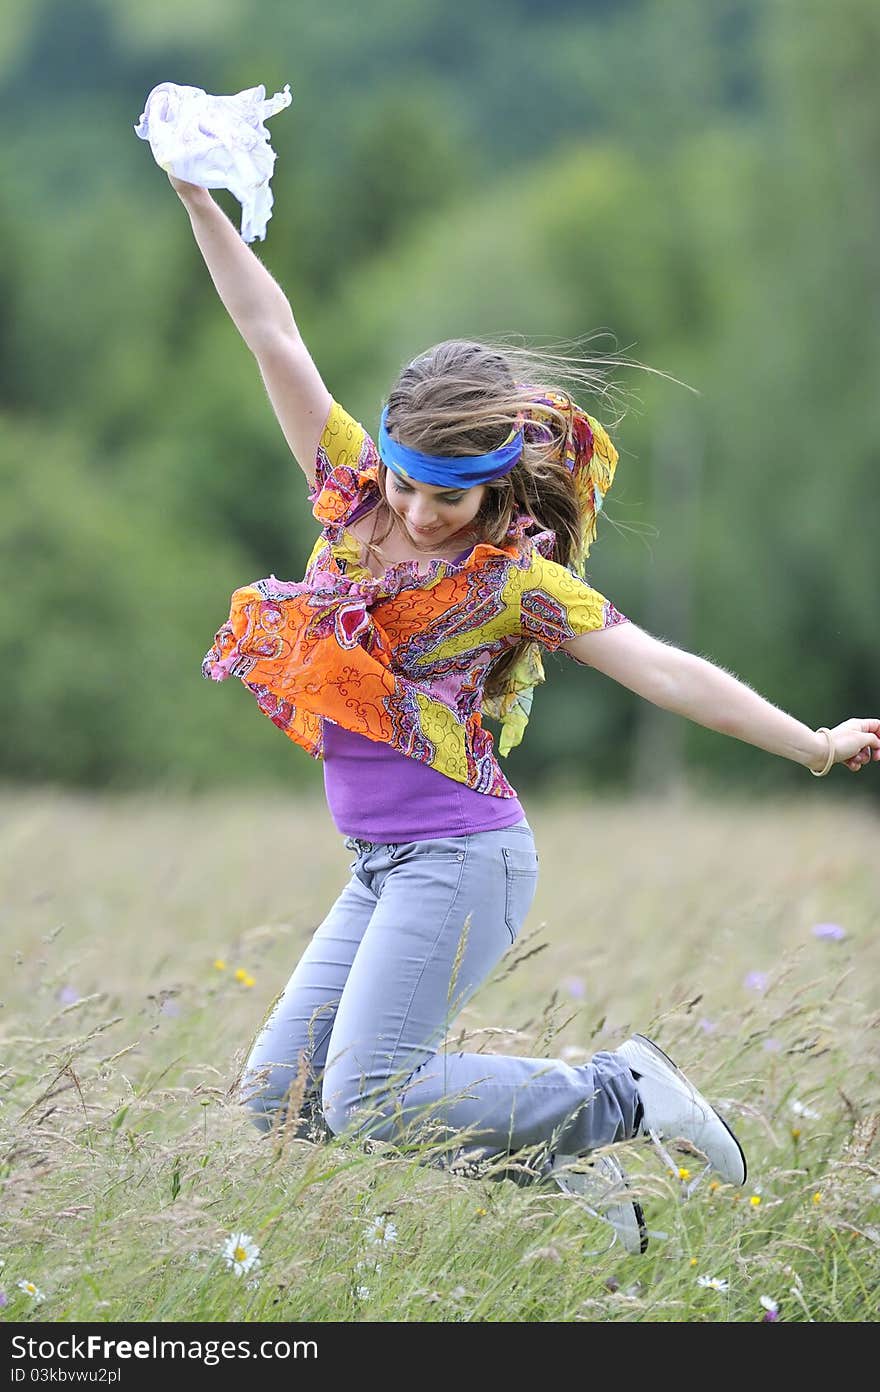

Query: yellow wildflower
left=213, top=958, right=227, bottom=971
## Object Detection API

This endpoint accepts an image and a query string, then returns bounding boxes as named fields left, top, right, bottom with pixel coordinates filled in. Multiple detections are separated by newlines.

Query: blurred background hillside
left=1, top=0, right=878, bottom=800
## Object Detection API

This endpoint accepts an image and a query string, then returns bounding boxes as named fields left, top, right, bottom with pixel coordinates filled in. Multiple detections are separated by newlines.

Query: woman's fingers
left=845, top=741, right=876, bottom=771
left=830, top=720, right=880, bottom=771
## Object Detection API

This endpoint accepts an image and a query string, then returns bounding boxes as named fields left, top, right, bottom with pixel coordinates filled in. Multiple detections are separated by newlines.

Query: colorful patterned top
left=203, top=400, right=628, bottom=798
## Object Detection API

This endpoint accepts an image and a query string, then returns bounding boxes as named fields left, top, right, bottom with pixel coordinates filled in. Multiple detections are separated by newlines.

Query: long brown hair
left=374, top=337, right=626, bottom=698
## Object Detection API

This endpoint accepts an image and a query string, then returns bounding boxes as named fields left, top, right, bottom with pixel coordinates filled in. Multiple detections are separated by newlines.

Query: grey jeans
left=242, top=820, right=638, bottom=1160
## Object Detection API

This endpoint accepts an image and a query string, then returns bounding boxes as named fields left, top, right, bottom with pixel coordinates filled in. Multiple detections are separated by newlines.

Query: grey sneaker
left=616, top=1034, right=747, bottom=1186
left=550, top=1151, right=649, bottom=1255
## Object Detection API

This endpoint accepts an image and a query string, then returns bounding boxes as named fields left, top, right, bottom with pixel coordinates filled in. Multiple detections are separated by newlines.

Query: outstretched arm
left=564, top=622, right=880, bottom=774
left=170, top=177, right=332, bottom=485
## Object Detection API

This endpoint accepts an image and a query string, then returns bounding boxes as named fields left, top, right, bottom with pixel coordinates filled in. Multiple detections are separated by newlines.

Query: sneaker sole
left=630, top=1033, right=747, bottom=1185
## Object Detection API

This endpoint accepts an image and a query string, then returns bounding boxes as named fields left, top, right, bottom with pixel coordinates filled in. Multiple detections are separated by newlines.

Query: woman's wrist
left=181, top=187, right=214, bottom=216
left=169, top=176, right=213, bottom=213
left=806, top=726, right=835, bottom=776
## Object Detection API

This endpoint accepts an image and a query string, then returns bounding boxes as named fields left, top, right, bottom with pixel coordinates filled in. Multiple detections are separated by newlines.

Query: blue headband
left=378, top=406, right=524, bottom=487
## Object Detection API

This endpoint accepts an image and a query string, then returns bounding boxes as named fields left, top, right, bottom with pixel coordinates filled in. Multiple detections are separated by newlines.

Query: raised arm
left=564, top=622, right=880, bottom=774
left=170, top=177, right=332, bottom=486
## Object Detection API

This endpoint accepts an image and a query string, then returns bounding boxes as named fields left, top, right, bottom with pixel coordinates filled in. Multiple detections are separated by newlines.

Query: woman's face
left=384, top=471, right=486, bottom=547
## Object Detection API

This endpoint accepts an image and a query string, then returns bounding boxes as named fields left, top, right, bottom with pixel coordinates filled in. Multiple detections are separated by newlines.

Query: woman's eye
left=390, top=477, right=462, bottom=505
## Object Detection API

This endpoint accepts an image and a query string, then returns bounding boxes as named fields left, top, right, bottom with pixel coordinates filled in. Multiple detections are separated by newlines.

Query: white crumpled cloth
left=134, top=81, right=292, bottom=242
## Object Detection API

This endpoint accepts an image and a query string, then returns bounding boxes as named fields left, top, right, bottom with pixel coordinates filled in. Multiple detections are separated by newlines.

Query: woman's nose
left=409, top=498, right=438, bottom=526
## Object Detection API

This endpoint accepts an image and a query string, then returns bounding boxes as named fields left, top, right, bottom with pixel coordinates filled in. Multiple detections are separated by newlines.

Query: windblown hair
left=373, top=336, right=630, bottom=699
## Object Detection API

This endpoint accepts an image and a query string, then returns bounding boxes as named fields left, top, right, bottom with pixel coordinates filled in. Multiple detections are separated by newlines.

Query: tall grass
left=1, top=788, right=878, bottom=1322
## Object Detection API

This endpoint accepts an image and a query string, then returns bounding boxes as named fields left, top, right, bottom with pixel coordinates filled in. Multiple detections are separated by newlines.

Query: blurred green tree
left=1, top=0, right=876, bottom=796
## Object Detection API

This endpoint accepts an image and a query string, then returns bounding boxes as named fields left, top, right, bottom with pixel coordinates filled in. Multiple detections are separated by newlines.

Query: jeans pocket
left=387, top=840, right=465, bottom=865
left=502, top=845, right=538, bottom=943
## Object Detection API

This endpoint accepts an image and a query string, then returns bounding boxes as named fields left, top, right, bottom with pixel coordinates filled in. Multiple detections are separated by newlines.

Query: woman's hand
left=824, top=718, right=880, bottom=773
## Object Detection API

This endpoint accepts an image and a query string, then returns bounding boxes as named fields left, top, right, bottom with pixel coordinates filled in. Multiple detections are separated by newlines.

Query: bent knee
left=240, top=1062, right=323, bottom=1139
left=321, top=1083, right=364, bottom=1139
left=321, top=1071, right=401, bottom=1140
left=239, top=1065, right=285, bottom=1132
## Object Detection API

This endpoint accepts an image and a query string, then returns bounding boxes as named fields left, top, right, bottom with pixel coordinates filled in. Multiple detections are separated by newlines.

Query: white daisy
left=17, top=1280, right=45, bottom=1303
left=697, top=1275, right=729, bottom=1292
left=365, top=1216, right=398, bottom=1247
left=221, top=1232, right=261, bottom=1277
left=790, top=1099, right=821, bottom=1120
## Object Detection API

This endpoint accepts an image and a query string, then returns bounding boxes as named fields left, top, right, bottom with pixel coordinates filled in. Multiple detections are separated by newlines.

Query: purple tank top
left=322, top=723, right=526, bottom=842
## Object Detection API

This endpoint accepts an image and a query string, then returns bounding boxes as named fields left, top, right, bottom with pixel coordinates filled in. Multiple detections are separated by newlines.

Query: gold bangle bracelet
left=809, top=727, right=835, bottom=777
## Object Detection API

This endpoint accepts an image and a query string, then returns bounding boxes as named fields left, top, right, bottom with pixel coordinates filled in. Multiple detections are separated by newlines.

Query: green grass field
left=2, top=788, right=878, bottom=1323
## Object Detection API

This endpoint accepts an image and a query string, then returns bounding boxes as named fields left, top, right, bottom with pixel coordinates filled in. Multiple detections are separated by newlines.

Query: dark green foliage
left=2, top=0, right=877, bottom=794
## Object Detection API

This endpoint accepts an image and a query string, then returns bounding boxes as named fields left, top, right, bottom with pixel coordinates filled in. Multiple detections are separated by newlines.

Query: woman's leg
left=240, top=863, right=377, bottom=1135
left=320, top=823, right=639, bottom=1156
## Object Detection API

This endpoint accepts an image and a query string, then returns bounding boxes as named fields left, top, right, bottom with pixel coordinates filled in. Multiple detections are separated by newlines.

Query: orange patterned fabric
left=203, top=402, right=627, bottom=796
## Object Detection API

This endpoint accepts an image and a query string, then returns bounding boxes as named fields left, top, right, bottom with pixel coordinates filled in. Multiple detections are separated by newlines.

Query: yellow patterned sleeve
left=517, top=552, right=627, bottom=650
left=310, top=402, right=380, bottom=527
